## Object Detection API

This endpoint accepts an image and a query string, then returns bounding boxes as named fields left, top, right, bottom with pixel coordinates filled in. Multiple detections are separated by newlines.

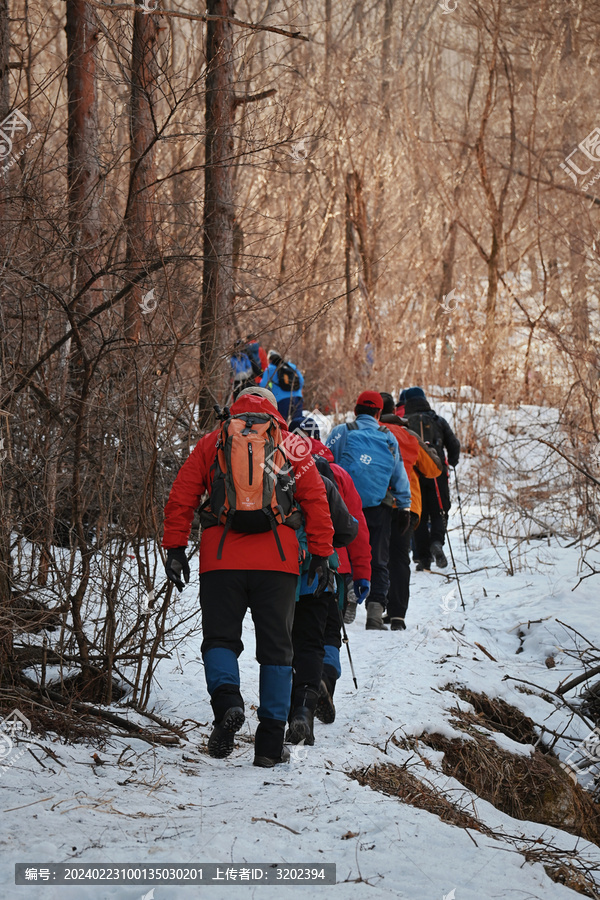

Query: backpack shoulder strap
left=346, top=421, right=359, bottom=431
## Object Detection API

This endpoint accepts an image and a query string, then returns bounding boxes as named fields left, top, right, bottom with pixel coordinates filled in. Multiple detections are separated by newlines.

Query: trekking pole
left=338, top=606, right=358, bottom=689
left=433, top=478, right=466, bottom=611
left=452, top=466, right=470, bottom=565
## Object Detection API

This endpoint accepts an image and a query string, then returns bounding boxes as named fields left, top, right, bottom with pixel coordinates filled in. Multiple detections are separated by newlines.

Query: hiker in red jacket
left=288, top=416, right=371, bottom=728
left=162, top=387, right=334, bottom=768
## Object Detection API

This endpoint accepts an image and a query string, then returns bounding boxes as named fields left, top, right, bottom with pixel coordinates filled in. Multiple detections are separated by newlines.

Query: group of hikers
left=161, top=337, right=460, bottom=768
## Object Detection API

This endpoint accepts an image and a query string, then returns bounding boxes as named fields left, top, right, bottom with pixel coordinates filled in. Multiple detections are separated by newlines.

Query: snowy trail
left=2, top=525, right=600, bottom=900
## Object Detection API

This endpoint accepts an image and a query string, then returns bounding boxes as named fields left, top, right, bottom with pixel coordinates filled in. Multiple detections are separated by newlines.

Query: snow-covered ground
left=2, top=402, right=600, bottom=900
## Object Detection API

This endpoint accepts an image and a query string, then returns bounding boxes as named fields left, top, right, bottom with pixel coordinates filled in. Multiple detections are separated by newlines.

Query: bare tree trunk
left=199, top=0, right=235, bottom=425
left=0, top=0, right=12, bottom=680
left=67, top=0, right=100, bottom=309
left=344, top=172, right=379, bottom=357
left=38, top=0, right=101, bottom=587
left=125, top=8, right=160, bottom=344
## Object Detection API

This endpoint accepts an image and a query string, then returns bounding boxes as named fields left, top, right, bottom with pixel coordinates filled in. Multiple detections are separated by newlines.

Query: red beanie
left=356, top=390, right=384, bottom=410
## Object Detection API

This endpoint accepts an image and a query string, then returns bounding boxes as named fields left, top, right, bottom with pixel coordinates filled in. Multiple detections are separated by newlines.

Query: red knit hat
left=356, top=390, right=384, bottom=410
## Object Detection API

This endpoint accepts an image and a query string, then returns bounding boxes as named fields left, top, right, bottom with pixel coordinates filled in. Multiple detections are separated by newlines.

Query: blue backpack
left=340, top=422, right=395, bottom=508
left=231, top=352, right=253, bottom=382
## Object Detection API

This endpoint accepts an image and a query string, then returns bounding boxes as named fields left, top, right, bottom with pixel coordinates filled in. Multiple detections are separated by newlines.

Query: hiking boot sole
left=286, top=718, right=315, bottom=746
left=366, top=621, right=389, bottom=630
left=207, top=707, right=245, bottom=758
left=343, top=601, right=357, bottom=625
left=315, top=681, right=336, bottom=724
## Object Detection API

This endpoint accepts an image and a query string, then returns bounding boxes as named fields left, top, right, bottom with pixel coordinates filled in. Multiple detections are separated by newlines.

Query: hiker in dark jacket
left=398, top=387, right=460, bottom=570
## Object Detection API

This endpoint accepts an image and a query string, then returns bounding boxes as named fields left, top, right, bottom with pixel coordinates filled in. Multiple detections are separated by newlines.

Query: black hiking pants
left=413, top=472, right=450, bottom=563
left=200, top=570, right=296, bottom=732
left=363, top=504, right=393, bottom=609
left=387, top=510, right=412, bottom=620
left=292, top=590, right=334, bottom=701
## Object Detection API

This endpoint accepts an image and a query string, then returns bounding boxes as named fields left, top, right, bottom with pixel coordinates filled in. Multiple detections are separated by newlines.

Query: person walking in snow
left=326, top=391, right=411, bottom=631
left=161, top=387, right=334, bottom=768
left=379, top=393, right=442, bottom=630
left=288, top=416, right=371, bottom=732
left=397, top=387, right=460, bottom=571
left=260, top=350, right=304, bottom=422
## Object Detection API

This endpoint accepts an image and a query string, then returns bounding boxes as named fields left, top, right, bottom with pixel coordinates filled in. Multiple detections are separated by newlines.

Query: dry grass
left=351, top=762, right=494, bottom=836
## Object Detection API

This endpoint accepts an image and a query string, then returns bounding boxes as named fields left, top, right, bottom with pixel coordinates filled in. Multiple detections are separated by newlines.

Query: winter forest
left=2, top=0, right=600, bottom=897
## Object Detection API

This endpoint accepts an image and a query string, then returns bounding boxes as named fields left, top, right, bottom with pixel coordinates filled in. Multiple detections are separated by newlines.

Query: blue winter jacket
left=326, top=415, right=411, bottom=509
left=259, top=362, right=304, bottom=403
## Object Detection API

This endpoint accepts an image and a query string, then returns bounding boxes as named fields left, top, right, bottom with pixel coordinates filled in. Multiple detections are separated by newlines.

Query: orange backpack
left=200, top=412, right=300, bottom=560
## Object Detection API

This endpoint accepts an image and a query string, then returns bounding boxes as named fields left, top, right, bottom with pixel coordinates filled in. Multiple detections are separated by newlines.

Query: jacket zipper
left=248, top=443, right=253, bottom=485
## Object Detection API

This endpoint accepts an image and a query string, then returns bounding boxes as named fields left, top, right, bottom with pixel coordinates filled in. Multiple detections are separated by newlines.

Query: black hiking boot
left=416, top=559, right=432, bottom=572
left=254, top=717, right=288, bottom=767
left=286, top=708, right=315, bottom=746
left=390, top=617, right=406, bottom=631
left=287, top=685, right=318, bottom=745
left=253, top=745, right=291, bottom=768
left=207, top=707, right=245, bottom=758
left=430, top=541, right=448, bottom=568
left=315, top=679, right=336, bottom=724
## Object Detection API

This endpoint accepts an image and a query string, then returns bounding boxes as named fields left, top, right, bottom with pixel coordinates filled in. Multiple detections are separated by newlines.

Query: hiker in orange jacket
left=380, top=393, right=442, bottom=630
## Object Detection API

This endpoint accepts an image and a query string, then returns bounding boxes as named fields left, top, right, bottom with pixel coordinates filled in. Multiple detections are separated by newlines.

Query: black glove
left=165, top=547, right=190, bottom=593
left=397, top=508, right=412, bottom=536
left=307, top=555, right=331, bottom=598
left=409, top=511, right=420, bottom=530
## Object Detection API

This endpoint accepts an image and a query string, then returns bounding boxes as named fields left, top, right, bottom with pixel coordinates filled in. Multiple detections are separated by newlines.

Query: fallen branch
left=474, top=642, right=497, bottom=662
left=251, top=816, right=301, bottom=835
left=556, top=665, right=600, bottom=697
left=17, top=677, right=181, bottom=747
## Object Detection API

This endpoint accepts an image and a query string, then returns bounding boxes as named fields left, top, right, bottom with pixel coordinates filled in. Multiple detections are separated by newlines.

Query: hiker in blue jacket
left=326, top=391, right=411, bottom=631
left=260, top=350, right=304, bottom=421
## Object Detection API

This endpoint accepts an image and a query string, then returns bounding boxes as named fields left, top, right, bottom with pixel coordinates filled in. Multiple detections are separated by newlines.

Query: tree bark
left=125, top=8, right=160, bottom=344
left=0, top=0, right=12, bottom=681
left=199, top=0, right=236, bottom=426
left=66, top=0, right=101, bottom=310
left=344, top=172, right=379, bottom=356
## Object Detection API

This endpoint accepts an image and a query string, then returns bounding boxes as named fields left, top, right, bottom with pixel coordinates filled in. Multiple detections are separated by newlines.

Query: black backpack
left=406, top=412, right=444, bottom=456
left=277, top=361, right=301, bottom=393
